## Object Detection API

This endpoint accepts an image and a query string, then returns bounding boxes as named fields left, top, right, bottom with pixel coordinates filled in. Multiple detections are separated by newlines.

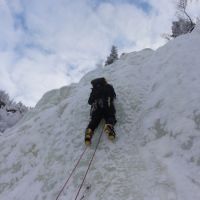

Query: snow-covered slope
left=1, top=23, right=200, bottom=200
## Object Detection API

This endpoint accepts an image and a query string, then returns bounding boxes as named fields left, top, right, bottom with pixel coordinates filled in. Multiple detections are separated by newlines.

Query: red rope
left=74, top=127, right=104, bottom=200
left=55, top=146, right=87, bottom=200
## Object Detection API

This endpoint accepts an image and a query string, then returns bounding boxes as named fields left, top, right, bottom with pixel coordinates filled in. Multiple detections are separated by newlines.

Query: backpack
left=89, top=77, right=116, bottom=107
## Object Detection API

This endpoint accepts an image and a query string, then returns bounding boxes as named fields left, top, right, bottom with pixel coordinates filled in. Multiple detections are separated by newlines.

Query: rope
left=55, top=146, right=87, bottom=200
left=74, top=127, right=104, bottom=200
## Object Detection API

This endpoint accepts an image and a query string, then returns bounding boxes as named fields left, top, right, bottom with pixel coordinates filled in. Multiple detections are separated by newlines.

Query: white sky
left=0, top=0, right=199, bottom=106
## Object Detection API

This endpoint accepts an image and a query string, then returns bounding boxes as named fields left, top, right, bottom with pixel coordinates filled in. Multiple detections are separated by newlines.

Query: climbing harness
left=55, top=127, right=104, bottom=200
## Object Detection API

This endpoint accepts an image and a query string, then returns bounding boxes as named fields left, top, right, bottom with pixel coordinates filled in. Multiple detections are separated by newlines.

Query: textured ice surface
left=1, top=24, right=200, bottom=200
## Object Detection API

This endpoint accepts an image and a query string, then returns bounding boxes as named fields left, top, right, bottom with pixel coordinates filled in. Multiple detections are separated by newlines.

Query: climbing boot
left=85, top=128, right=93, bottom=145
left=104, top=124, right=116, bottom=140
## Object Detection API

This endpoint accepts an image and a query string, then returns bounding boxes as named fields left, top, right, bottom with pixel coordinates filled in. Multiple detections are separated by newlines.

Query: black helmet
left=91, top=77, right=107, bottom=88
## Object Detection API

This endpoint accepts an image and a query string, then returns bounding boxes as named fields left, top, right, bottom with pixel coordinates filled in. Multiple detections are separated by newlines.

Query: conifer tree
left=105, top=45, right=118, bottom=66
left=171, top=0, right=195, bottom=38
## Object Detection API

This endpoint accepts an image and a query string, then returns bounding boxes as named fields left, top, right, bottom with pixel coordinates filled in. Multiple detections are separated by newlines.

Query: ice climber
left=85, top=77, right=117, bottom=145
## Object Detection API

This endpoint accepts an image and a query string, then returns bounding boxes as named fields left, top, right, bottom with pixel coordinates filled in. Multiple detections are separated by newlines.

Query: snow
left=1, top=24, right=200, bottom=200
left=0, top=90, right=28, bottom=133
left=0, top=105, right=28, bottom=133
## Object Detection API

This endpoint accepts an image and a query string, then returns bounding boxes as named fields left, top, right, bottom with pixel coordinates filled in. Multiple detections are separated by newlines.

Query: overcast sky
left=0, top=0, right=199, bottom=106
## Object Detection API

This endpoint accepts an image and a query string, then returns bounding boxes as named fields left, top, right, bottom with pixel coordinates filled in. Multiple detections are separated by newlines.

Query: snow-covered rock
left=0, top=29, right=200, bottom=200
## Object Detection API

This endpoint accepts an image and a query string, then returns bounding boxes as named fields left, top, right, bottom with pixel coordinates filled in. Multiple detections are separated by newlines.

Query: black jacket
left=88, top=83, right=116, bottom=116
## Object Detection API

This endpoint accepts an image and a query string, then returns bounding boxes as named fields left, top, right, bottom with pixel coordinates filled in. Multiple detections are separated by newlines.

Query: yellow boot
left=85, top=128, right=93, bottom=146
left=104, top=124, right=116, bottom=140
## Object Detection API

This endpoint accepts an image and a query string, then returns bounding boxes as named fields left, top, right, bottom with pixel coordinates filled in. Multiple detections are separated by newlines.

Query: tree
left=105, top=45, right=118, bottom=66
left=177, top=0, right=193, bottom=25
left=172, top=18, right=195, bottom=37
left=0, top=90, right=28, bottom=133
left=171, top=0, right=195, bottom=38
left=0, top=90, right=10, bottom=106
